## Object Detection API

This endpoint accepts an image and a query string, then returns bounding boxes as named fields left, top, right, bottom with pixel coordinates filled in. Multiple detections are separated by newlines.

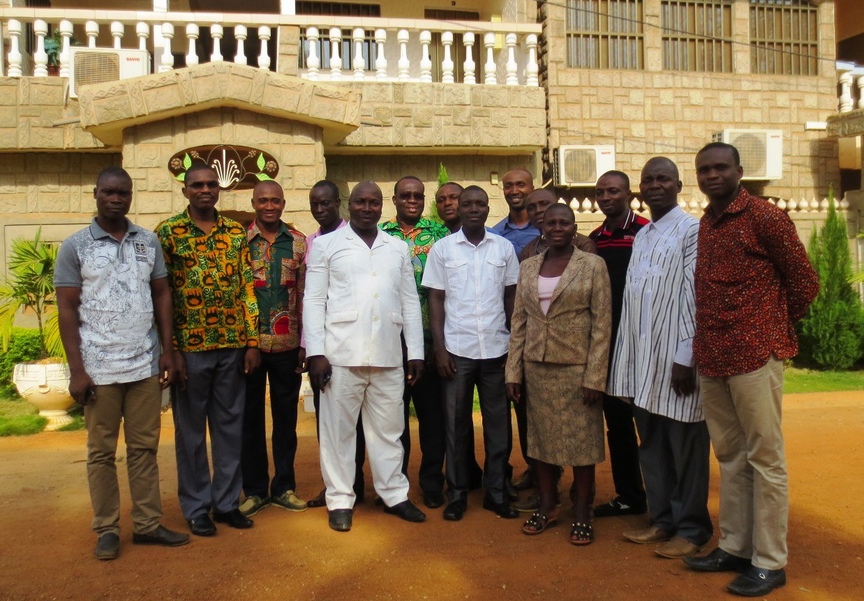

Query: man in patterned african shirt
left=238, top=180, right=309, bottom=518
left=379, top=175, right=450, bottom=509
left=156, top=163, right=260, bottom=537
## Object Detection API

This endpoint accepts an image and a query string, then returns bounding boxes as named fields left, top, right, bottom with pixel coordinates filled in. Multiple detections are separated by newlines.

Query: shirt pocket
left=445, top=260, right=468, bottom=287
left=486, top=258, right=506, bottom=284
left=281, top=258, right=298, bottom=288
left=251, top=259, right=268, bottom=288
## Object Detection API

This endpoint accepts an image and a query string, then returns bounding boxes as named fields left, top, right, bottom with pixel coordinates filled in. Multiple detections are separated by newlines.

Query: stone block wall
left=542, top=0, right=840, bottom=199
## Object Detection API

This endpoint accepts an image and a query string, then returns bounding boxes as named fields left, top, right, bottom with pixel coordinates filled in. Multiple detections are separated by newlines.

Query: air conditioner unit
left=69, top=47, right=151, bottom=98
left=711, top=129, right=783, bottom=181
left=555, top=145, right=616, bottom=187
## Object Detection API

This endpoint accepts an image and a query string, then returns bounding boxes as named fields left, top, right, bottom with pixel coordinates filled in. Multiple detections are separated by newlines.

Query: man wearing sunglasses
left=156, top=163, right=261, bottom=537
left=380, top=176, right=450, bottom=510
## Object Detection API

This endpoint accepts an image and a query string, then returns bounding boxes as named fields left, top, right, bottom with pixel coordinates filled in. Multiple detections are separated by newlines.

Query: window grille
left=749, top=0, right=818, bottom=76
left=661, top=1, right=733, bottom=72
left=297, top=2, right=380, bottom=70
left=565, top=0, right=644, bottom=70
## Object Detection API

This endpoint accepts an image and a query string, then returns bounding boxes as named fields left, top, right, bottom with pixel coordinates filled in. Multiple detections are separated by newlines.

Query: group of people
left=55, top=141, right=818, bottom=598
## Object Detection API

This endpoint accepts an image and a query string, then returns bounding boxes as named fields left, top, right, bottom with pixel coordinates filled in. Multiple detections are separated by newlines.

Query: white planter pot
left=12, top=362, right=75, bottom=431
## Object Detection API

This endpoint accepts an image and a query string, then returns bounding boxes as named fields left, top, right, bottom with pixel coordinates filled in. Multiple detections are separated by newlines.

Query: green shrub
left=0, top=328, right=43, bottom=396
left=797, top=195, right=864, bottom=370
left=0, top=414, right=48, bottom=436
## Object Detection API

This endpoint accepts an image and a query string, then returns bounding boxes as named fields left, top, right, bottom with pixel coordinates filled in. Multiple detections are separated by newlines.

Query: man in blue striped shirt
left=608, top=157, right=712, bottom=560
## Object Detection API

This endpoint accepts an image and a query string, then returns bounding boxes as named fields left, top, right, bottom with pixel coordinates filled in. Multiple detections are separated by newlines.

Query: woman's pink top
left=538, top=275, right=560, bottom=315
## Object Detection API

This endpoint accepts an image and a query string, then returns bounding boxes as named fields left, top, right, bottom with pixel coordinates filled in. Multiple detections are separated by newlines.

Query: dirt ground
left=1, top=391, right=862, bottom=601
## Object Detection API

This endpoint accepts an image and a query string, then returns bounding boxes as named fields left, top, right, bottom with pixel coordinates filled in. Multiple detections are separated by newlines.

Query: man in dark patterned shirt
left=685, top=143, right=819, bottom=597
left=239, top=181, right=308, bottom=518
left=380, top=176, right=450, bottom=509
left=156, top=163, right=260, bottom=537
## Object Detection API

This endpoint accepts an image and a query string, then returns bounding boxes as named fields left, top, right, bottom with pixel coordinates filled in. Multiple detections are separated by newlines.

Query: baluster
left=592, top=198, right=602, bottom=213
left=463, top=32, right=475, bottom=85
left=159, top=23, right=174, bottom=72
left=258, top=26, right=271, bottom=70
left=580, top=198, right=592, bottom=213
left=185, top=24, right=199, bottom=66
left=33, top=20, right=48, bottom=77
left=305, top=27, right=319, bottom=80
left=441, top=31, right=454, bottom=84
left=787, top=198, right=798, bottom=212
left=839, top=70, right=854, bottom=112
left=776, top=198, right=787, bottom=211
left=525, top=34, right=538, bottom=86
left=59, top=20, right=73, bottom=78
left=136, top=22, right=149, bottom=51
left=857, top=72, right=864, bottom=110
left=352, top=28, right=365, bottom=81
left=630, top=198, right=641, bottom=212
left=569, top=199, right=579, bottom=211
left=820, top=197, right=829, bottom=211
left=7, top=19, right=22, bottom=77
left=235, top=24, right=247, bottom=65
left=419, top=30, right=432, bottom=83
left=688, top=198, right=700, bottom=213
left=374, top=29, right=387, bottom=81
left=505, top=33, right=517, bottom=85
left=329, top=27, right=342, bottom=81
left=86, top=21, right=99, bottom=48
left=111, top=21, right=124, bottom=50
left=484, top=32, right=496, bottom=85
left=397, top=29, right=410, bottom=82
left=210, top=24, right=223, bottom=61
left=840, top=197, right=850, bottom=210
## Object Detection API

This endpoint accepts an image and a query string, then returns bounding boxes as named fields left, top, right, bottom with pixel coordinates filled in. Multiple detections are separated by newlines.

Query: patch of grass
left=56, top=405, right=85, bottom=432
left=784, top=367, right=864, bottom=394
left=0, top=395, right=47, bottom=436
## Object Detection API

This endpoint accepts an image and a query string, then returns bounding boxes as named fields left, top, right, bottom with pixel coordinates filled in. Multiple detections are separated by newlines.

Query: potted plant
left=44, top=29, right=81, bottom=76
left=0, top=230, right=72, bottom=431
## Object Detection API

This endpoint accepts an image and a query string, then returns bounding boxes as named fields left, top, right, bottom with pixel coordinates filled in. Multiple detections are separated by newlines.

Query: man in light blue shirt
left=489, top=169, right=540, bottom=256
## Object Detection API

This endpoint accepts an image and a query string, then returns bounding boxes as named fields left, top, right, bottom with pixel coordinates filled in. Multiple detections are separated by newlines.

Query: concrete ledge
left=827, top=109, right=864, bottom=138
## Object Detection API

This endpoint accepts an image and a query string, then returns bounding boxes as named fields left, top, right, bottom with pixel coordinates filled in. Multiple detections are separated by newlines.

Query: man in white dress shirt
left=423, top=185, right=520, bottom=522
left=608, top=157, right=712, bottom=559
left=304, top=181, right=427, bottom=532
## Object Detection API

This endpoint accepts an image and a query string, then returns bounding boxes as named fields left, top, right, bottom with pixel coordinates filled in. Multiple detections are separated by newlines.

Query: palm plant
left=0, top=230, right=64, bottom=360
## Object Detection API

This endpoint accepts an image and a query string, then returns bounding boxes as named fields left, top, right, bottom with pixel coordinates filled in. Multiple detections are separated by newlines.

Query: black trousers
left=506, top=385, right=530, bottom=481
left=313, top=384, right=366, bottom=496
left=602, top=393, right=647, bottom=508
left=241, top=348, right=302, bottom=498
left=400, top=363, right=446, bottom=494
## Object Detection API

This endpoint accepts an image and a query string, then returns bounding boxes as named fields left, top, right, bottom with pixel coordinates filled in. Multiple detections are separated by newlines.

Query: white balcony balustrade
left=0, top=8, right=541, bottom=87
left=837, top=61, right=864, bottom=113
left=564, top=196, right=850, bottom=216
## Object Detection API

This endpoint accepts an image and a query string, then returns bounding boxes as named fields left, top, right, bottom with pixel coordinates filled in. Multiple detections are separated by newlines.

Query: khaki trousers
left=84, top=375, right=162, bottom=536
left=699, top=357, right=787, bottom=570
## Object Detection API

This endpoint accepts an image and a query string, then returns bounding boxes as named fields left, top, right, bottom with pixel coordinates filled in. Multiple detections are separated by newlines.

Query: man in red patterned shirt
left=685, top=143, right=819, bottom=597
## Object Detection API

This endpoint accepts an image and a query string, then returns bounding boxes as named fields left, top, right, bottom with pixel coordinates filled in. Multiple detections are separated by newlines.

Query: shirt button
left=373, top=316, right=379, bottom=322
left=372, top=271, right=377, bottom=276
left=374, top=293, right=379, bottom=298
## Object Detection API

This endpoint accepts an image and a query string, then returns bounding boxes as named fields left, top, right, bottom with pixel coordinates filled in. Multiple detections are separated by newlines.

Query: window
left=749, top=0, right=818, bottom=76
left=425, top=9, right=481, bottom=83
left=565, top=0, right=644, bottom=70
left=297, top=2, right=381, bottom=71
left=661, top=1, right=733, bottom=72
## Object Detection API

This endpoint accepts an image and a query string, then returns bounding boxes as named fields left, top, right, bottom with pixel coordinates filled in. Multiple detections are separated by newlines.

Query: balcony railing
left=0, top=8, right=541, bottom=87
left=838, top=61, right=864, bottom=113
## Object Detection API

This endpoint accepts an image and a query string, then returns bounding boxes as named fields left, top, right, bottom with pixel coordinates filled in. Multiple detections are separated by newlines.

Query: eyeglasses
left=398, top=191, right=425, bottom=201
left=188, top=181, right=219, bottom=190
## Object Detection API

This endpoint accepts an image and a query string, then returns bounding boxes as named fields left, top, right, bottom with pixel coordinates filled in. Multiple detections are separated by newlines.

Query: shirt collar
left=503, top=219, right=532, bottom=231
left=182, top=207, right=225, bottom=232
left=455, top=228, right=490, bottom=247
left=600, top=209, right=636, bottom=235
left=381, top=217, right=433, bottom=234
left=344, top=223, right=389, bottom=249
left=705, top=186, right=752, bottom=220
left=88, top=217, right=138, bottom=241
left=313, top=218, right=347, bottom=238
left=648, top=205, right=686, bottom=234
left=248, top=219, right=291, bottom=243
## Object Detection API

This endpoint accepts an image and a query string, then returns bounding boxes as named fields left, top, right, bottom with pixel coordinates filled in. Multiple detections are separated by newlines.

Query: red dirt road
left=1, top=391, right=862, bottom=601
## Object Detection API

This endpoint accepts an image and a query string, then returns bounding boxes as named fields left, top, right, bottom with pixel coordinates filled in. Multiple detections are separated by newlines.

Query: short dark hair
left=394, top=175, right=423, bottom=195
left=436, top=181, right=463, bottom=195
left=598, top=170, right=630, bottom=189
left=460, top=185, right=488, bottom=201
left=697, top=142, right=740, bottom=166
left=96, top=166, right=131, bottom=187
left=311, top=179, right=340, bottom=201
left=544, top=202, right=575, bottom=221
left=183, top=161, right=216, bottom=182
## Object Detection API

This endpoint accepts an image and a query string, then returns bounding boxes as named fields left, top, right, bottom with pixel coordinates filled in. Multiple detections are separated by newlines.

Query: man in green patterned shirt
left=156, top=163, right=260, bottom=537
left=380, top=176, right=449, bottom=509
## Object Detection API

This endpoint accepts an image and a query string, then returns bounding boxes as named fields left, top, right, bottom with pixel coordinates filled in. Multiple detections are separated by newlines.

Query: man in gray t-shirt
left=55, top=167, right=188, bottom=560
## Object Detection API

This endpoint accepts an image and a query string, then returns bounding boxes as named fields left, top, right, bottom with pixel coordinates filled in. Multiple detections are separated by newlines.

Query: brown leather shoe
left=655, top=536, right=704, bottom=558
left=623, top=525, right=672, bottom=544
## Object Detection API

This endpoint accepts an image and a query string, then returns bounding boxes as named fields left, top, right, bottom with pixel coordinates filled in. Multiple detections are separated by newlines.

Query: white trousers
left=319, top=365, right=409, bottom=510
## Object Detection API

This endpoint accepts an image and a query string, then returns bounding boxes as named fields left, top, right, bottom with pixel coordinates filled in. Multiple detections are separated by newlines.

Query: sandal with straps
left=570, top=521, right=594, bottom=546
left=522, top=512, right=558, bottom=535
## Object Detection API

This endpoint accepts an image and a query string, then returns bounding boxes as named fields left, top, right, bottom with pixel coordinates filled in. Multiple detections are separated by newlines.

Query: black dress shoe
left=727, top=566, right=786, bottom=597
left=594, top=497, right=648, bottom=518
left=423, top=491, right=445, bottom=509
left=482, top=496, right=519, bottom=519
left=384, top=500, right=427, bottom=523
left=443, top=500, right=467, bottom=521
left=684, top=548, right=751, bottom=573
left=94, top=533, right=120, bottom=560
left=187, top=514, right=217, bottom=537
left=328, top=508, right=353, bottom=532
left=307, top=488, right=327, bottom=508
left=132, top=525, right=191, bottom=547
left=213, top=509, right=254, bottom=529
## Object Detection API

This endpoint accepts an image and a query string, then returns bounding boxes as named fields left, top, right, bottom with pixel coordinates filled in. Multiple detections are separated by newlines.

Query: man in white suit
left=304, top=181, right=427, bottom=532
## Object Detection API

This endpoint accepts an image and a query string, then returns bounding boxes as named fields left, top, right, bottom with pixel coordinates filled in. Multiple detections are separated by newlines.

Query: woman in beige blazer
left=506, top=203, right=612, bottom=545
